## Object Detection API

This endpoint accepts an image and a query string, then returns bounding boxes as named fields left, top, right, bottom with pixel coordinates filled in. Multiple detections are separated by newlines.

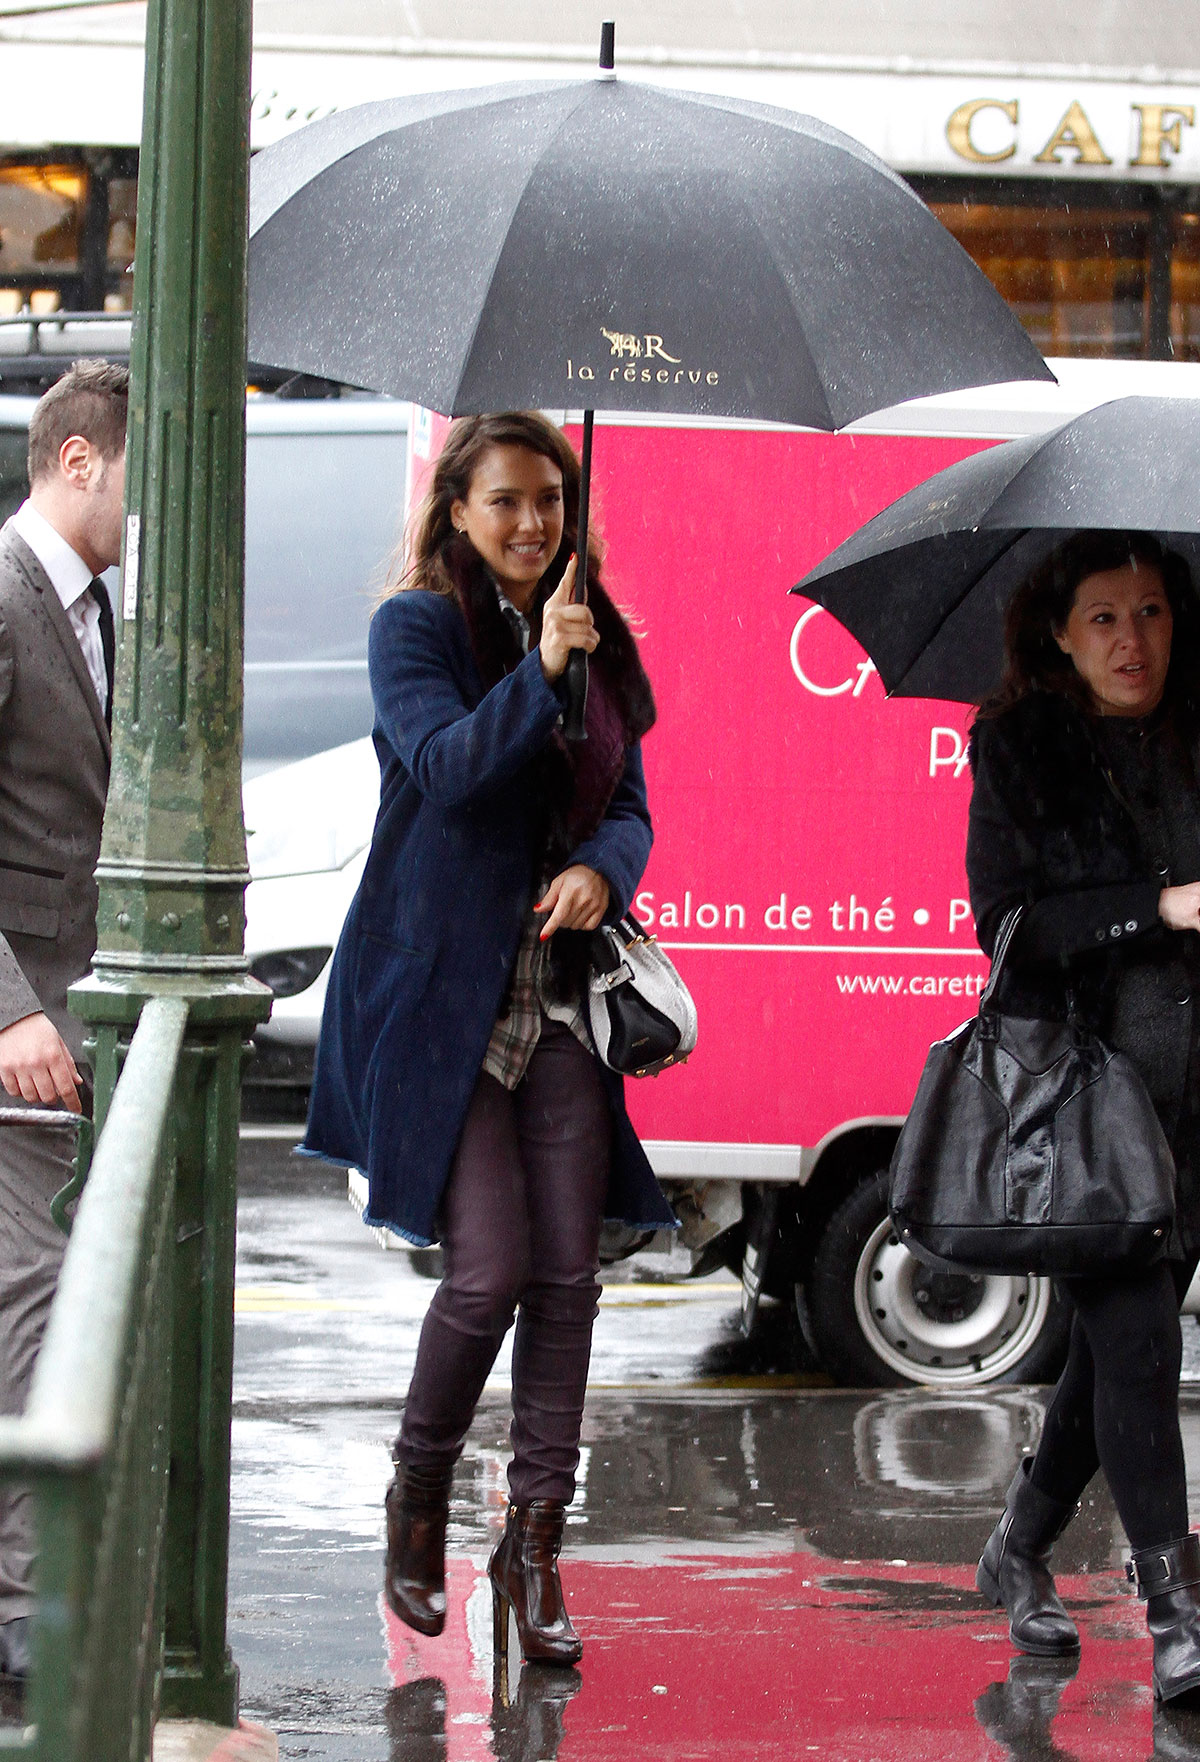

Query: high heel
left=977, top=1459, right=1080, bottom=1657
left=488, top=1501, right=582, bottom=1666
left=492, top=1578, right=509, bottom=1657
left=384, top=1460, right=453, bottom=1637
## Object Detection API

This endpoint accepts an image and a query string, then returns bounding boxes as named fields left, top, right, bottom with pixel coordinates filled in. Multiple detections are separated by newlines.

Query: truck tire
left=805, top=1174, right=1071, bottom=1388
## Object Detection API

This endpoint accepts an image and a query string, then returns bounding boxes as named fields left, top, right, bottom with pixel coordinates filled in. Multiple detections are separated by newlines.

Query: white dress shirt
left=9, top=500, right=109, bottom=714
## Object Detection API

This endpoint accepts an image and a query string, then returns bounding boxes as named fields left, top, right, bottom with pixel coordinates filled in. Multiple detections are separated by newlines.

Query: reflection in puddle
left=820, top=1574, right=988, bottom=1616
left=976, top=1655, right=1082, bottom=1762
left=490, top=1662, right=581, bottom=1762
left=1153, top=1704, right=1200, bottom=1760
left=384, top=1663, right=580, bottom=1762
left=385, top=1677, right=447, bottom=1762
left=854, top=1390, right=1045, bottom=1499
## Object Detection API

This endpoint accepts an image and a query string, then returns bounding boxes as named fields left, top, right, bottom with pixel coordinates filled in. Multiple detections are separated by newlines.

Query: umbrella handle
left=562, top=407, right=594, bottom=742
left=562, top=649, right=588, bottom=741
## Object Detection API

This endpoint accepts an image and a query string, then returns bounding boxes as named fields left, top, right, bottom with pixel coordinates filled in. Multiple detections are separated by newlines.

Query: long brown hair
left=383, top=410, right=600, bottom=602
left=382, top=411, right=655, bottom=747
left=977, top=530, right=1200, bottom=726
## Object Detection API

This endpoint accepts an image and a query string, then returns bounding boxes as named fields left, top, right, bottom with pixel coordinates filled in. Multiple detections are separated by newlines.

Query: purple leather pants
left=397, top=1019, right=610, bottom=1505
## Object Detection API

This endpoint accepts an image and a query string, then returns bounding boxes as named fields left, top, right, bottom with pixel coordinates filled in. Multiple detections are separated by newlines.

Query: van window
left=244, top=427, right=406, bottom=769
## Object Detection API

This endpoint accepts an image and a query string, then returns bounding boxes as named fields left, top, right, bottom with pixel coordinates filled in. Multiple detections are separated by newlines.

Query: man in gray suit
left=0, top=359, right=127, bottom=1679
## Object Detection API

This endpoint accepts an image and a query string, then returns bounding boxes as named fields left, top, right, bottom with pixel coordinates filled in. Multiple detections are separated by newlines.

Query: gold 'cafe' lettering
left=947, top=98, right=1197, bottom=168
left=567, top=328, right=720, bottom=387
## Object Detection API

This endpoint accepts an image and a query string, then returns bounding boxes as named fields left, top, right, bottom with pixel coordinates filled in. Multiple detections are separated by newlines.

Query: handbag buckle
left=596, top=960, right=633, bottom=991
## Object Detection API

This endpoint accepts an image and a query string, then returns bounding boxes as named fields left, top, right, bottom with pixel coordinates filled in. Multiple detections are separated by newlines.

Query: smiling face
left=450, top=443, right=565, bottom=610
left=1053, top=560, right=1173, bottom=717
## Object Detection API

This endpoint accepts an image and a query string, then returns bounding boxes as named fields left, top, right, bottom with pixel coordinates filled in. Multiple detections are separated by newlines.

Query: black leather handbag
left=889, top=908, right=1176, bottom=1276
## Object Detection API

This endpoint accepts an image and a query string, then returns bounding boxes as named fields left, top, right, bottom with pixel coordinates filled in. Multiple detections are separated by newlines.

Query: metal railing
left=0, top=996, right=188, bottom=1761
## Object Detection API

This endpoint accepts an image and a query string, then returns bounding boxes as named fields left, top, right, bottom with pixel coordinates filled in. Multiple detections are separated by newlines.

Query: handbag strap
left=979, top=905, right=1023, bottom=1016
left=590, top=916, right=649, bottom=978
left=979, top=903, right=1084, bottom=1036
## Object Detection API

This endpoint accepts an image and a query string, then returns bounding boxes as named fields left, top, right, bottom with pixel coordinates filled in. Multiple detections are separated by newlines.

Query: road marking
left=234, top=1282, right=742, bottom=1315
left=236, top=1295, right=377, bottom=1314
left=599, top=1284, right=741, bottom=1304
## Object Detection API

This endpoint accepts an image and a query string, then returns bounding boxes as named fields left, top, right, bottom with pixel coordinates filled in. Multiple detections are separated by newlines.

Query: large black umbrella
left=248, top=29, right=1050, bottom=731
left=794, top=395, right=1200, bottom=704
left=248, top=69, right=1047, bottom=426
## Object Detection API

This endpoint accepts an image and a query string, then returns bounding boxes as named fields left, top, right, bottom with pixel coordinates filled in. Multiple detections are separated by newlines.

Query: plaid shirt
left=484, top=903, right=592, bottom=1089
left=482, top=584, right=592, bottom=1087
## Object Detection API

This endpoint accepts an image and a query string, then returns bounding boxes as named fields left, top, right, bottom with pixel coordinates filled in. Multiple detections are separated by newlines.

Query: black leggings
left=1029, top=1255, right=1198, bottom=1549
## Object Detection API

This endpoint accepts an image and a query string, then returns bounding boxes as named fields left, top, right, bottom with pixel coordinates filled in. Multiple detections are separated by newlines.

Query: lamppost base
left=72, top=966, right=271, bottom=1727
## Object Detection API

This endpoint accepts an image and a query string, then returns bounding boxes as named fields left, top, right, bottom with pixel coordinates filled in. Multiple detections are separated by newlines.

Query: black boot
left=1129, top=1535, right=1200, bottom=1704
left=385, top=1462, right=453, bottom=1637
left=977, top=1459, right=1080, bottom=1656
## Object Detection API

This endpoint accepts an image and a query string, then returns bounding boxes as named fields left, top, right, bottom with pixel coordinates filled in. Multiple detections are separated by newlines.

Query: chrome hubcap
left=854, top=1217, right=1052, bottom=1386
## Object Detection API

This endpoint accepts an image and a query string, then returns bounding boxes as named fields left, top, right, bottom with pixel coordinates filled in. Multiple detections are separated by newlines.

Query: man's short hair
left=27, top=359, right=130, bottom=485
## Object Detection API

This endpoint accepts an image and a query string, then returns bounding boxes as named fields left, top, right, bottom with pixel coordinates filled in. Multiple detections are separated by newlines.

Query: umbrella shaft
left=562, top=407, right=593, bottom=740
left=575, top=407, right=594, bottom=603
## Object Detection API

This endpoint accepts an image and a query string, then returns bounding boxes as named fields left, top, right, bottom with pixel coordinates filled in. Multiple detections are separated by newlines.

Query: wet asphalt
left=231, top=1125, right=1200, bottom=1762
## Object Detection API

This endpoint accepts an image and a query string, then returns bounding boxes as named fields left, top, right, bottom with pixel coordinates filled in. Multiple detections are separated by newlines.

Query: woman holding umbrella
left=302, top=411, right=674, bottom=1665
left=966, top=530, right=1200, bottom=1704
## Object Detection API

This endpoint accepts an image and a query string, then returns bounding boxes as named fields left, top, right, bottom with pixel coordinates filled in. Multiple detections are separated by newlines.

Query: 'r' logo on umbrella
left=601, top=329, right=682, bottom=364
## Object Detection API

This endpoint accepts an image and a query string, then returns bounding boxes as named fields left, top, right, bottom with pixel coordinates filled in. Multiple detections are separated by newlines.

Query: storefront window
left=928, top=200, right=1153, bottom=358
left=0, top=163, right=86, bottom=277
left=106, top=177, right=136, bottom=273
left=0, top=155, right=136, bottom=311
left=1170, top=212, right=1200, bottom=362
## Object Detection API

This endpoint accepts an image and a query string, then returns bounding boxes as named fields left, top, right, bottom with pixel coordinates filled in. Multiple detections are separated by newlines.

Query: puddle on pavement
left=230, top=1387, right=1200, bottom=1759
left=369, top=1553, right=1165, bottom=1762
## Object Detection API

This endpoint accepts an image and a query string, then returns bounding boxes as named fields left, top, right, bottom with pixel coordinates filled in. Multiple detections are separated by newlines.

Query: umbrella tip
left=599, top=20, right=615, bottom=74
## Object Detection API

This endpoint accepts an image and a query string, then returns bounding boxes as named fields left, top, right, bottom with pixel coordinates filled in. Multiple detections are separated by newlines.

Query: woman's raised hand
left=1160, top=882, right=1200, bottom=932
left=539, top=556, right=600, bottom=681
left=536, top=864, right=611, bottom=939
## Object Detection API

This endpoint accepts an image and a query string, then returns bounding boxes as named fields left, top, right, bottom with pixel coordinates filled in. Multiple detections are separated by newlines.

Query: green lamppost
left=70, top=0, right=270, bottom=1726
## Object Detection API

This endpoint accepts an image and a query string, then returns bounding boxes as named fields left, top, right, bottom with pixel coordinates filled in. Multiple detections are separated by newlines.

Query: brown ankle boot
left=385, top=1462, right=453, bottom=1636
left=488, top=1501, right=582, bottom=1666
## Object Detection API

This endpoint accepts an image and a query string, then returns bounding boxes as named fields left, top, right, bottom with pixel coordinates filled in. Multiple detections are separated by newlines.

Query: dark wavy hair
left=976, top=530, right=1200, bottom=727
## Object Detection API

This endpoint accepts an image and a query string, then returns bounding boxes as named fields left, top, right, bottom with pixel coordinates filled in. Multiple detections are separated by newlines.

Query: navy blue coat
left=301, top=588, right=677, bottom=1245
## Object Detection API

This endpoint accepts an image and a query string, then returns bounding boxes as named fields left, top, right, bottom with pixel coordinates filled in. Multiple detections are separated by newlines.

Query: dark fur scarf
left=970, top=690, right=1145, bottom=890
left=445, top=538, right=656, bottom=998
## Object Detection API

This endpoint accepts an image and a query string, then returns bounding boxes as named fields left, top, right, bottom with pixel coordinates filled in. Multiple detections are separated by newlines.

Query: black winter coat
left=967, top=690, right=1200, bottom=1244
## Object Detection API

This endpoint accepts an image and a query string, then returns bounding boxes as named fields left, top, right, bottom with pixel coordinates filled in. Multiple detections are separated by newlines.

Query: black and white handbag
left=586, top=917, right=698, bottom=1078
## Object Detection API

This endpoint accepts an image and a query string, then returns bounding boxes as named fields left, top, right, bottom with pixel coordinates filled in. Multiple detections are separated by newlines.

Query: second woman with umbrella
left=302, top=411, right=676, bottom=1666
left=966, top=531, right=1200, bottom=1704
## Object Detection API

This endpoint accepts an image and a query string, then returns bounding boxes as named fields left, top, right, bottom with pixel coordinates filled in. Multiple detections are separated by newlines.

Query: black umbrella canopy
left=794, top=395, right=1200, bottom=703
left=248, top=76, right=1051, bottom=428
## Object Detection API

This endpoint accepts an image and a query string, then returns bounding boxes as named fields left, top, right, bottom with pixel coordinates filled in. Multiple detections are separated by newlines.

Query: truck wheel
left=805, top=1175, right=1070, bottom=1388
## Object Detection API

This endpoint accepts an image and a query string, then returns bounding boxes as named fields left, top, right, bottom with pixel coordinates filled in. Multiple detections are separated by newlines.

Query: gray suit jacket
left=0, top=521, right=110, bottom=1064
